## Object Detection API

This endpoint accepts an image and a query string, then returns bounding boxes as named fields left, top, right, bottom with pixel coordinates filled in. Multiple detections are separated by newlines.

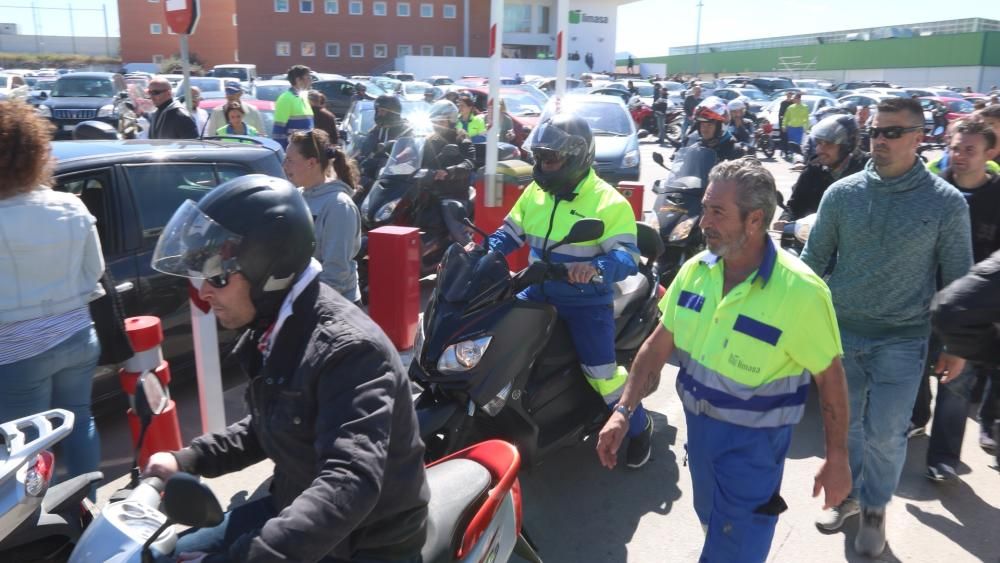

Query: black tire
left=642, top=115, right=657, bottom=135
left=761, top=138, right=775, bottom=159
left=664, top=122, right=683, bottom=148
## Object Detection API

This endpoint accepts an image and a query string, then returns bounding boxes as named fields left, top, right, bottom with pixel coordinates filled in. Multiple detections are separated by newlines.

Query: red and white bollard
left=119, top=316, right=182, bottom=468
left=616, top=181, right=645, bottom=221
left=368, top=226, right=421, bottom=350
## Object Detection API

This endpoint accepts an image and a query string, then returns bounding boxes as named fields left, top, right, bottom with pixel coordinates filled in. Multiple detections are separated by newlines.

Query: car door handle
left=115, top=281, right=134, bottom=294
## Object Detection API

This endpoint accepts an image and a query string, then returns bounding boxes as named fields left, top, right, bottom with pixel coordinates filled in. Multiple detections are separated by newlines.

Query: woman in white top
left=0, top=100, right=105, bottom=492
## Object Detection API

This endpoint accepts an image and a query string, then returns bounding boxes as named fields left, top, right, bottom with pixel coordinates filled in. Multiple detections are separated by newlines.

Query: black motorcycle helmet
left=811, top=114, right=860, bottom=164
left=530, top=113, right=595, bottom=196
left=374, top=94, right=402, bottom=126
left=151, top=174, right=316, bottom=325
left=73, top=120, right=119, bottom=140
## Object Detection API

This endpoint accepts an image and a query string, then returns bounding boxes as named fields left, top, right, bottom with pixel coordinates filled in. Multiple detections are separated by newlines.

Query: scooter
left=628, top=98, right=657, bottom=136
left=754, top=119, right=776, bottom=159
left=69, top=373, right=543, bottom=563
left=649, top=145, right=717, bottom=287
left=0, top=410, right=103, bottom=562
left=410, top=215, right=664, bottom=465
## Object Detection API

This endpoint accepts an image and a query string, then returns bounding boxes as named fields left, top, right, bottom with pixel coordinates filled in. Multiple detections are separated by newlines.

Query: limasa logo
left=569, top=10, right=609, bottom=24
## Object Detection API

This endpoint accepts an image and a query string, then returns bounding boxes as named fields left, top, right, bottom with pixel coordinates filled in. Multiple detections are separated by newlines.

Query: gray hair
left=708, top=157, right=777, bottom=224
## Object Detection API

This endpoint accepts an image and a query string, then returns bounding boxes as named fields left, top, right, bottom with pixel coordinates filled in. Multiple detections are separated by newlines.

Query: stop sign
left=164, top=0, right=201, bottom=35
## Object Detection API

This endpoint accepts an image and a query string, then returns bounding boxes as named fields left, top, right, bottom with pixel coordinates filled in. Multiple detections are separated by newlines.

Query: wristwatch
left=613, top=403, right=633, bottom=418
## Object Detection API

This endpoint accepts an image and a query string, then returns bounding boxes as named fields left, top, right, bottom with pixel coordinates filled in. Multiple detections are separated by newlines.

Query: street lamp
left=693, top=0, right=704, bottom=78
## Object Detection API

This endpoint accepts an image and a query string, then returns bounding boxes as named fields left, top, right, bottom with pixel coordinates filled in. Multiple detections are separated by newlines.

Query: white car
left=761, top=95, right=840, bottom=128
left=399, top=81, right=435, bottom=102
left=0, top=73, right=29, bottom=101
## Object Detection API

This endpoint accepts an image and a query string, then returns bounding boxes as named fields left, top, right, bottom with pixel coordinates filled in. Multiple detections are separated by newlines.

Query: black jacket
left=779, top=154, right=867, bottom=222
left=149, top=98, right=199, bottom=140
left=421, top=128, right=476, bottom=198
left=172, top=279, right=429, bottom=562
left=683, top=94, right=702, bottom=118
left=939, top=171, right=1000, bottom=263
left=360, top=120, right=413, bottom=158
left=932, top=249, right=1000, bottom=365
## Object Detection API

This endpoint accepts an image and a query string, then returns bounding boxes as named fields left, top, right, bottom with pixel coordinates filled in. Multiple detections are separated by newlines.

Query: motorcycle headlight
left=375, top=200, right=399, bottom=222
left=37, top=105, right=51, bottom=117
left=97, top=104, right=116, bottom=118
left=621, top=148, right=640, bottom=169
left=437, top=336, right=492, bottom=373
left=669, top=216, right=698, bottom=242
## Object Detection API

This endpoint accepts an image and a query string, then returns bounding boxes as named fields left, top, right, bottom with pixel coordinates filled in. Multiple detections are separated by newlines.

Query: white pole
left=693, top=0, right=704, bottom=79
left=484, top=0, right=504, bottom=207
left=180, top=34, right=193, bottom=113
left=189, top=281, right=226, bottom=434
left=555, top=0, right=569, bottom=101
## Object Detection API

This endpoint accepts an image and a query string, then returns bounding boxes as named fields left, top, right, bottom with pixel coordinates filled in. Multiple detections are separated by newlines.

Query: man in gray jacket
left=801, top=97, right=973, bottom=557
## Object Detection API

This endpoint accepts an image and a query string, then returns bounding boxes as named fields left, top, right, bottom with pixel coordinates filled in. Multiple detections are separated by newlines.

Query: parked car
left=0, top=72, right=30, bottom=101
left=425, top=75, right=454, bottom=86
left=794, top=78, right=833, bottom=90
left=249, top=79, right=289, bottom=102
left=398, top=81, right=435, bottom=101
left=312, top=79, right=372, bottom=118
left=384, top=71, right=415, bottom=82
left=26, top=77, right=57, bottom=106
left=771, top=87, right=836, bottom=100
left=524, top=94, right=644, bottom=187
left=529, top=77, right=584, bottom=95
left=761, top=95, right=839, bottom=128
left=208, top=63, right=257, bottom=89
left=36, top=72, right=131, bottom=139
left=725, top=76, right=795, bottom=95
left=174, top=77, right=229, bottom=100
left=830, top=80, right=893, bottom=92
left=49, top=139, right=286, bottom=409
left=918, top=96, right=975, bottom=123
left=712, top=87, right=772, bottom=114
left=837, top=93, right=899, bottom=110
left=853, top=87, right=910, bottom=98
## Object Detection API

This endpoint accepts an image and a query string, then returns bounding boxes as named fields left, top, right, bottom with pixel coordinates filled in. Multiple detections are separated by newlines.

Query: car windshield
left=545, top=101, right=632, bottom=136
left=254, top=84, right=287, bottom=102
left=51, top=78, right=115, bottom=97
left=763, top=78, right=795, bottom=90
left=662, top=82, right=685, bottom=91
left=947, top=100, right=975, bottom=113
left=213, top=68, right=248, bottom=81
left=189, top=78, right=223, bottom=92
left=403, top=83, right=431, bottom=95
left=503, top=93, right=543, bottom=116
left=34, top=79, right=56, bottom=90
left=740, top=89, right=770, bottom=101
left=634, top=84, right=654, bottom=97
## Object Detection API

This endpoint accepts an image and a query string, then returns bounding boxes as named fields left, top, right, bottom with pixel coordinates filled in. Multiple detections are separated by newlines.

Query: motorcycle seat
left=613, top=272, right=650, bottom=319
left=420, top=458, right=492, bottom=563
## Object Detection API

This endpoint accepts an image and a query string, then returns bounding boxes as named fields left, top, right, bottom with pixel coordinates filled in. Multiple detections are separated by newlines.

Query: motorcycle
left=69, top=373, right=543, bottom=563
left=628, top=97, right=657, bottom=136
left=650, top=98, right=685, bottom=147
left=754, top=119, right=776, bottom=159
left=649, top=145, right=717, bottom=287
left=410, top=214, right=664, bottom=465
left=0, top=409, right=103, bottom=562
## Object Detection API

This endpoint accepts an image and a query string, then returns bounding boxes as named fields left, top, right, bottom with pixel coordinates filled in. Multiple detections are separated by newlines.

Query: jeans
left=0, top=325, right=100, bottom=497
left=165, top=495, right=421, bottom=562
left=655, top=111, right=666, bottom=143
left=840, top=330, right=928, bottom=509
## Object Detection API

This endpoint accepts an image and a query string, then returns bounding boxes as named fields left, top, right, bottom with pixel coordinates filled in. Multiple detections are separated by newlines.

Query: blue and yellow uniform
left=488, top=168, right=649, bottom=433
left=660, top=238, right=842, bottom=561
left=272, top=88, right=314, bottom=148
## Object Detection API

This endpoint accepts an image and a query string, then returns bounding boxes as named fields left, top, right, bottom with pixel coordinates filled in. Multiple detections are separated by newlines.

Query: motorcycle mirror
left=39, top=91, right=48, bottom=100
left=561, top=219, right=604, bottom=246
left=441, top=199, right=467, bottom=223
left=651, top=152, right=667, bottom=168
left=637, top=129, right=650, bottom=139
left=441, top=144, right=462, bottom=159
left=163, top=473, right=224, bottom=528
left=775, top=190, right=787, bottom=210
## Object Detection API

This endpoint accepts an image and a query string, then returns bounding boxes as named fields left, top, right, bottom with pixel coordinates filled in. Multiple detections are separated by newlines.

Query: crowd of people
left=2, top=59, right=999, bottom=561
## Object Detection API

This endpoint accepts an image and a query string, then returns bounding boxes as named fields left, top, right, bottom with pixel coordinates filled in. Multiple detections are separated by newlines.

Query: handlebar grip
left=142, top=476, right=165, bottom=493
left=548, top=263, right=569, bottom=280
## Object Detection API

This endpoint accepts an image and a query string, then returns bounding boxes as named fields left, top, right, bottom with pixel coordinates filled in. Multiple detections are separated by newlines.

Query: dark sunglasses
left=205, top=272, right=232, bottom=289
left=148, top=88, right=170, bottom=96
left=868, top=125, right=923, bottom=139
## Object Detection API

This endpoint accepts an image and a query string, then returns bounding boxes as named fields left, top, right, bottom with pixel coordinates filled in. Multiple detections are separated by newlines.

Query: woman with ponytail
left=284, top=129, right=363, bottom=303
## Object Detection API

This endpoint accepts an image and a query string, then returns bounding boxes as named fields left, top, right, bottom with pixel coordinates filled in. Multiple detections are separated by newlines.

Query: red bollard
left=473, top=161, right=532, bottom=271
left=119, top=316, right=183, bottom=469
left=368, top=226, right=421, bottom=350
left=616, top=181, right=645, bottom=221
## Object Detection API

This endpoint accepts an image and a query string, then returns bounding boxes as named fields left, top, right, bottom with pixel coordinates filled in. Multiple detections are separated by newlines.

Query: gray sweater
left=301, top=180, right=362, bottom=302
left=801, top=158, right=973, bottom=338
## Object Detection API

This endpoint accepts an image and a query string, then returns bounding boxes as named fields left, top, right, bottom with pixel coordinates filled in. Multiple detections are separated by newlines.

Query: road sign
left=165, top=0, right=201, bottom=35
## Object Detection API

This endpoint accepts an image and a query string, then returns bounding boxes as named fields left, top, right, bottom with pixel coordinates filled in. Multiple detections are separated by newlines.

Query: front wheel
left=760, top=137, right=775, bottom=159
left=664, top=122, right=683, bottom=148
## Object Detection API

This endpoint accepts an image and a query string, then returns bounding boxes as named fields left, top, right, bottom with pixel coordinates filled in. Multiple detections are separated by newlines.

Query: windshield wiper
left=591, top=129, right=627, bottom=136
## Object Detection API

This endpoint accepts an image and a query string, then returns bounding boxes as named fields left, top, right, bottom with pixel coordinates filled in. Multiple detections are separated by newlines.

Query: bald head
left=148, top=77, right=173, bottom=105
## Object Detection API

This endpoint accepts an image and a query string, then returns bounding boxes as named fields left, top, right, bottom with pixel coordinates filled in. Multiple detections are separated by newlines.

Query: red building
left=119, top=0, right=481, bottom=75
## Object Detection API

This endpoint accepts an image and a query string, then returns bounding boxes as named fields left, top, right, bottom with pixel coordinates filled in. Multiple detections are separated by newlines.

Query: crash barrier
left=473, top=160, right=533, bottom=271
left=119, top=316, right=182, bottom=468
left=368, top=226, right=421, bottom=350
left=616, top=181, right=645, bottom=221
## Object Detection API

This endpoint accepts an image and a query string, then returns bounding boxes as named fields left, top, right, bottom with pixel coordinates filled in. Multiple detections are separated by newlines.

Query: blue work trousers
left=685, top=410, right=793, bottom=563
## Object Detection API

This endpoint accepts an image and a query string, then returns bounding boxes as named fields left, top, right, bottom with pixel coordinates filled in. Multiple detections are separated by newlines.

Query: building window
left=275, top=0, right=289, bottom=13
left=420, top=45, right=433, bottom=56
left=373, top=1, right=386, bottom=15
left=276, top=41, right=291, bottom=56
left=350, top=43, right=364, bottom=57
left=152, top=55, right=164, bottom=64
left=442, top=45, right=456, bottom=56
left=397, top=2, right=410, bottom=16
left=325, top=0, right=339, bottom=13
left=538, top=6, right=549, bottom=33
left=325, top=42, right=340, bottom=57
left=167, top=27, right=176, bottom=35
left=373, top=44, right=388, bottom=58
left=420, top=3, right=433, bottom=17
left=150, top=23, right=162, bottom=34
left=300, top=0, right=314, bottom=13
left=503, top=5, right=531, bottom=33
left=232, top=14, right=238, bottom=26
left=301, top=42, right=316, bottom=56
left=443, top=4, right=456, bottom=19
left=349, top=0, right=362, bottom=15
left=397, top=44, right=412, bottom=56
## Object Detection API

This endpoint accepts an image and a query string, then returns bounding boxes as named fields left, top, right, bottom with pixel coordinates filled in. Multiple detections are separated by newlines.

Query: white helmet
left=428, top=100, right=459, bottom=125
left=727, top=99, right=746, bottom=112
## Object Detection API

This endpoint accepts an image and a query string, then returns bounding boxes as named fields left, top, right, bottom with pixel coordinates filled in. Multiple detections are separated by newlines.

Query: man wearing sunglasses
left=144, top=175, right=429, bottom=562
left=802, top=97, right=973, bottom=557
left=146, top=76, right=198, bottom=140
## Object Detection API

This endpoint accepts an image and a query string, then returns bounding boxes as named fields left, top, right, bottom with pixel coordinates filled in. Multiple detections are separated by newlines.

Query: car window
left=125, top=163, right=243, bottom=244
left=551, top=101, right=631, bottom=135
left=55, top=169, right=115, bottom=250
left=254, top=84, right=286, bottom=101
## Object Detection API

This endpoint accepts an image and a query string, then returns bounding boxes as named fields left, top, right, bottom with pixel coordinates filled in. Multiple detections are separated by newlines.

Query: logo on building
left=569, top=10, right=609, bottom=25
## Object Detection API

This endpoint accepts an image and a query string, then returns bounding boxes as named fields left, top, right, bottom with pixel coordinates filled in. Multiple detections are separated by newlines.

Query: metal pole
left=693, top=0, right=704, bottom=79
left=181, top=35, right=193, bottom=113
left=31, top=1, right=39, bottom=52
left=102, top=3, right=110, bottom=57
left=555, top=0, right=568, bottom=100
left=484, top=0, right=504, bottom=207
left=68, top=4, right=76, bottom=54
left=463, top=0, right=470, bottom=57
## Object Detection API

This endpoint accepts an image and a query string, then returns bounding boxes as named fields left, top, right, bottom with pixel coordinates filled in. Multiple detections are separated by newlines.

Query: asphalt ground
left=94, top=142, right=1000, bottom=563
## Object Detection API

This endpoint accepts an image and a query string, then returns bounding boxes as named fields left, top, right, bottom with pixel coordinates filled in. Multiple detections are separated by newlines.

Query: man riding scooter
left=685, top=96, right=746, bottom=162
left=414, top=99, right=477, bottom=234
left=357, top=95, right=414, bottom=197
left=482, top=114, right=654, bottom=468
left=727, top=99, right=755, bottom=152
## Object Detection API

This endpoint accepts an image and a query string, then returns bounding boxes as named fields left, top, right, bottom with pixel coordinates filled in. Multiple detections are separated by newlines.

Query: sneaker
left=854, top=507, right=887, bottom=557
left=815, top=497, right=860, bottom=532
left=926, top=463, right=958, bottom=482
left=625, top=416, right=653, bottom=469
left=981, top=427, right=998, bottom=452
left=906, top=423, right=926, bottom=439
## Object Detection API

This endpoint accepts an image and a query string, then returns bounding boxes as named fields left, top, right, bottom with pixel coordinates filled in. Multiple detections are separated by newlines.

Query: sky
left=0, top=0, right=993, bottom=57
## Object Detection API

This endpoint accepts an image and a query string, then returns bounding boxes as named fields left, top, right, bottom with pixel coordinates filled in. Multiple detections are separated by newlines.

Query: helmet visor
left=531, top=121, right=585, bottom=159
left=151, top=200, right=244, bottom=284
